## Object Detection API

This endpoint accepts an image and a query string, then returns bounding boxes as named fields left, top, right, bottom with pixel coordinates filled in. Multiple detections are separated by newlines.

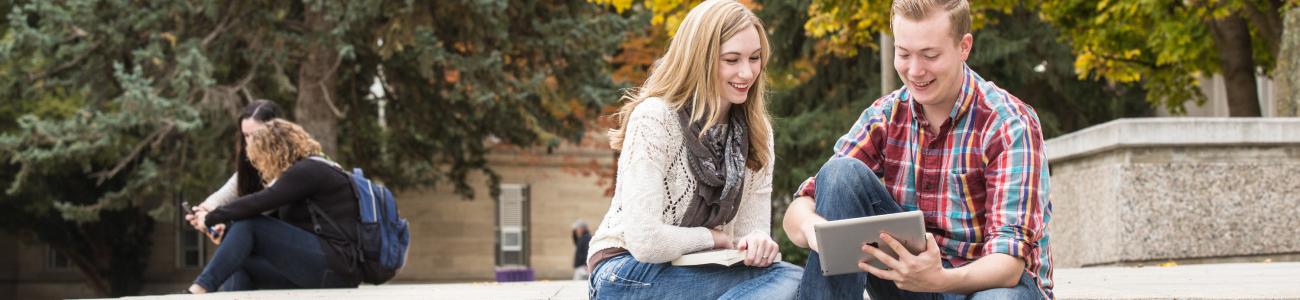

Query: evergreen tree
left=0, top=0, right=629, bottom=296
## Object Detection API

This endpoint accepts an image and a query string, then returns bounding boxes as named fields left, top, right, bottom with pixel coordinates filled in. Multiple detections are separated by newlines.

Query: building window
left=177, top=229, right=206, bottom=268
left=496, top=184, right=530, bottom=267
left=46, top=246, right=70, bottom=270
left=177, top=202, right=207, bottom=268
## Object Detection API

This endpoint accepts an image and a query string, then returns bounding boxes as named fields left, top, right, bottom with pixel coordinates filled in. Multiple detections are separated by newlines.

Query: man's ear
left=959, top=33, right=973, bottom=61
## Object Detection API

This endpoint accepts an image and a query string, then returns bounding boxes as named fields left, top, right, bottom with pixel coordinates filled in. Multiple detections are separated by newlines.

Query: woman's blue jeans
left=193, top=216, right=351, bottom=291
left=589, top=252, right=804, bottom=299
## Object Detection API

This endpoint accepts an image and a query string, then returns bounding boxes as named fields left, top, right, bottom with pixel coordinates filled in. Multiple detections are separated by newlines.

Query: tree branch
left=1242, top=0, right=1282, bottom=57
left=200, top=0, right=245, bottom=49
left=27, top=42, right=102, bottom=83
left=61, top=245, right=109, bottom=296
left=92, top=122, right=175, bottom=186
left=1094, top=52, right=1159, bottom=69
left=318, top=82, right=346, bottom=118
left=201, top=16, right=235, bottom=49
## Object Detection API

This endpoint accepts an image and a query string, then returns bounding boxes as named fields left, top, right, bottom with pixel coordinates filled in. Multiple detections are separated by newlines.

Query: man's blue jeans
left=796, top=157, right=1041, bottom=300
left=193, top=216, right=352, bottom=291
left=589, top=252, right=804, bottom=299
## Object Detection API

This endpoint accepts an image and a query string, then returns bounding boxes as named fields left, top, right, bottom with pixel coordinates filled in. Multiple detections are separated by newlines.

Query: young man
left=783, top=0, right=1053, bottom=299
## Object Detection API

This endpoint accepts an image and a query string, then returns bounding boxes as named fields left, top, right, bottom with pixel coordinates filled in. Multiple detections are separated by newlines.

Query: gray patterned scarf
left=677, top=105, right=748, bottom=228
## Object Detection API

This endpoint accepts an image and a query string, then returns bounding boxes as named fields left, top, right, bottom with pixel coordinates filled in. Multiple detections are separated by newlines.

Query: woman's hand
left=193, top=209, right=209, bottom=229
left=736, top=232, right=780, bottom=267
left=191, top=209, right=223, bottom=245
left=184, top=206, right=207, bottom=232
left=207, top=224, right=225, bottom=245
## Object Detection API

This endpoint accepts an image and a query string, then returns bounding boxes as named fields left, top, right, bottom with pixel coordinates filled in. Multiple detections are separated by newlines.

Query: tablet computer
left=813, top=210, right=926, bottom=276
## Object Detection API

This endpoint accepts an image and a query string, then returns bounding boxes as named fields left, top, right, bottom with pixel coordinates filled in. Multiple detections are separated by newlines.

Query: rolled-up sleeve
left=980, top=114, right=1050, bottom=260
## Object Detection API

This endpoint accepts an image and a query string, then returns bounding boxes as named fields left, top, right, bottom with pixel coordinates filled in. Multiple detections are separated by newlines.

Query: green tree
left=0, top=0, right=628, bottom=296
left=1038, top=0, right=1291, bottom=116
left=761, top=1, right=1150, bottom=265
left=802, top=0, right=1019, bottom=57
left=590, top=0, right=1151, bottom=266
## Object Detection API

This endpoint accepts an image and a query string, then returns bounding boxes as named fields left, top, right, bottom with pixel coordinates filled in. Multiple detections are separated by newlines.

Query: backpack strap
left=304, top=156, right=349, bottom=239
left=303, top=156, right=366, bottom=263
left=308, top=156, right=344, bottom=171
left=306, top=201, right=366, bottom=266
left=306, top=201, right=345, bottom=239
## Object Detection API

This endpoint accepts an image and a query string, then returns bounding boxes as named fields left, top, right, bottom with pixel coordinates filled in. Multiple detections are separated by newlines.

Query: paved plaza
left=97, top=262, right=1300, bottom=299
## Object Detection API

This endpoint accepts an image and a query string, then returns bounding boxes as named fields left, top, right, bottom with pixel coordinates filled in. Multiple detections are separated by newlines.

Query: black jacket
left=206, top=158, right=362, bottom=283
left=573, top=230, right=592, bottom=268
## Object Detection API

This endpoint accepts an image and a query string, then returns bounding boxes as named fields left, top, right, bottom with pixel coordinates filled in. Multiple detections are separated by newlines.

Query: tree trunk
left=66, top=248, right=110, bottom=296
left=1276, top=7, right=1300, bottom=117
left=1241, top=0, right=1283, bottom=57
left=297, top=8, right=341, bottom=156
left=1207, top=13, right=1262, bottom=117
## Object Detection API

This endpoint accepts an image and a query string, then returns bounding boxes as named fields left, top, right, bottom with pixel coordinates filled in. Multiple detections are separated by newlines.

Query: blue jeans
left=193, top=216, right=352, bottom=291
left=796, top=158, right=1042, bottom=300
left=589, top=252, right=804, bottom=299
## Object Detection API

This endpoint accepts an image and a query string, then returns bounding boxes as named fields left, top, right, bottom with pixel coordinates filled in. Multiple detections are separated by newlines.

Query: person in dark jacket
left=572, top=219, right=592, bottom=280
left=188, top=119, right=361, bottom=293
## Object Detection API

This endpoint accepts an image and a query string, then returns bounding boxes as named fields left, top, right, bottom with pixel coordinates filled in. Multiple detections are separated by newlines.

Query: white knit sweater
left=587, top=98, right=774, bottom=264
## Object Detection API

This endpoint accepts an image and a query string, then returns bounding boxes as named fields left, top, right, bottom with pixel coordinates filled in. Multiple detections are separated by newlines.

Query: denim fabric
left=194, top=216, right=352, bottom=291
left=589, top=252, right=803, bottom=300
left=796, top=158, right=1042, bottom=300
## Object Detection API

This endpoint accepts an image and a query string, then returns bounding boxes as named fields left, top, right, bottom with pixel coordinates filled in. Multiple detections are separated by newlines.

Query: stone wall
left=391, top=144, right=615, bottom=282
left=1046, top=118, right=1300, bottom=267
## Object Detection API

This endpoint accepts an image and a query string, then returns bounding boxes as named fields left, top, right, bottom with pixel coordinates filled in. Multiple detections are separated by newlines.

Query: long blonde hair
left=246, top=119, right=322, bottom=183
left=608, top=0, right=772, bottom=171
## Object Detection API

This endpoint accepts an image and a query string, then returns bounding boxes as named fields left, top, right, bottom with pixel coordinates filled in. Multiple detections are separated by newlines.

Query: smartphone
left=181, top=201, right=221, bottom=238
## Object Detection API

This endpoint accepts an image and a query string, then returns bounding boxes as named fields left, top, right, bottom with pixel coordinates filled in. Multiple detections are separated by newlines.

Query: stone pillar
left=1276, top=7, right=1300, bottom=117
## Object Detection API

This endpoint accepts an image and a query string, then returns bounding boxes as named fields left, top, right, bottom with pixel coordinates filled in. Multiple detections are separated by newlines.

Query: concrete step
left=1052, top=261, right=1300, bottom=299
left=99, top=262, right=1300, bottom=300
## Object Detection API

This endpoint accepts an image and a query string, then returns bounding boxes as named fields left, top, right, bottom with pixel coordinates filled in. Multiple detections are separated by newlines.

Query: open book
left=671, top=249, right=782, bottom=267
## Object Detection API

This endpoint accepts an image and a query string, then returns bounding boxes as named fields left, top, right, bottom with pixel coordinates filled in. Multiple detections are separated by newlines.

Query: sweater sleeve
left=731, top=131, right=775, bottom=240
left=205, top=161, right=323, bottom=227
left=198, top=173, right=239, bottom=211
left=619, top=101, right=715, bottom=263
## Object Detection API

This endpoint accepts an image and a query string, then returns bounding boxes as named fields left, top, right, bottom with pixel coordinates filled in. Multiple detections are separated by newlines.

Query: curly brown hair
left=246, top=119, right=322, bottom=183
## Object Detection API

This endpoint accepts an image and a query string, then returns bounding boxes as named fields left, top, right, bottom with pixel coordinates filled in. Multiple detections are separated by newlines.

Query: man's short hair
left=890, top=0, right=972, bottom=42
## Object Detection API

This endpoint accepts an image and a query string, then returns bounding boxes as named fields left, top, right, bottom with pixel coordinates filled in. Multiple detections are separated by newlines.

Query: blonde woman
left=585, top=0, right=801, bottom=298
left=188, top=120, right=361, bottom=293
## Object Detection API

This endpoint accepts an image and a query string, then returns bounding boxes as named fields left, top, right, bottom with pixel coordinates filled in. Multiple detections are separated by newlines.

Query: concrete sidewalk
left=102, top=262, right=1300, bottom=299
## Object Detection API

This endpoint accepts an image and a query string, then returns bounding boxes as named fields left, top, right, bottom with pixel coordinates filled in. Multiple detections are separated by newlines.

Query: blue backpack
left=307, top=157, right=411, bottom=284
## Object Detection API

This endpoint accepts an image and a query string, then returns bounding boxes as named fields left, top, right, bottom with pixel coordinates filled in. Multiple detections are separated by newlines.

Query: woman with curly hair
left=188, top=119, right=361, bottom=293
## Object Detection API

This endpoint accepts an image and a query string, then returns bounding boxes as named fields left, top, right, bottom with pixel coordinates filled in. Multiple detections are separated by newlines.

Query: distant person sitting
left=187, top=119, right=362, bottom=293
left=572, top=219, right=592, bottom=280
